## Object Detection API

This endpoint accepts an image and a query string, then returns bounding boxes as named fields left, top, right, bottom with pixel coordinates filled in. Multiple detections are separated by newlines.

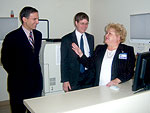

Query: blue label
left=119, top=53, right=127, bottom=59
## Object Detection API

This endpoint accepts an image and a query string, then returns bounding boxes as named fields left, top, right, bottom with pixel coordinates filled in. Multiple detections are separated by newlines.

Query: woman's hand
left=106, top=78, right=121, bottom=87
left=72, top=43, right=83, bottom=57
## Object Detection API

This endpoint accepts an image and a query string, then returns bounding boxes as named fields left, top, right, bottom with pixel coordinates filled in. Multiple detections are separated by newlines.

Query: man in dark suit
left=1, top=6, right=43, bottom=113
left=61, top=12, right=94, bottom=92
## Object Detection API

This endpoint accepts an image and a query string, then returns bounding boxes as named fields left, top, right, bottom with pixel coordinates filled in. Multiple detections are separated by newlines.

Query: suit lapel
left=19, top=26, right=35, bottom=50
left=33, top=30, right=42, bottom=54
left=71, top=31, right=78, bottom=46
left=33, top=30, right=37, bottom=48
left=96, top=46, right=107, bottom=84
left=112, top=43, right=122, bottom=64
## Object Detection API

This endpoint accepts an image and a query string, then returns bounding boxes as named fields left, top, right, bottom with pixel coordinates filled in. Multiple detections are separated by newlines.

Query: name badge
left=119, top=53, right=127, bottom=59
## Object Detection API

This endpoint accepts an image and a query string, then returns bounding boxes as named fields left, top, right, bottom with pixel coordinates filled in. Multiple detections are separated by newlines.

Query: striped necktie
left=80, top=34, right=85, bottom=73
left=29, top=31, right=34, bottom=48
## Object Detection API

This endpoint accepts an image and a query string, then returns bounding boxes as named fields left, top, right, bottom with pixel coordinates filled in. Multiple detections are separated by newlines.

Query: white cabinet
left=0, top=42, right=9, bottom=101
left=40, top=41, right=64, bottom=95
left=0, top=17, right=18, bottom=101
left=0, top=66, right=9, bottom=101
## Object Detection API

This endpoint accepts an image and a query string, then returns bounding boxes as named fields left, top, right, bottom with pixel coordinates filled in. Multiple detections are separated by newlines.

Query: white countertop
left=24, top=80, right=136, bottom=113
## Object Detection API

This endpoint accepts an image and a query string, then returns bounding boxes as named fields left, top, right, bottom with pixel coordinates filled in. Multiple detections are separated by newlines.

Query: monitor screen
left=132, top=51, right=150, bottom=92
left=36, top=19, right=49, bottom=40
left=130, top=13, right=150, bottom=43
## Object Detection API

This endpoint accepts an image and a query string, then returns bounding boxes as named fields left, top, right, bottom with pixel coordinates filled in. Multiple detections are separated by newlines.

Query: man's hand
left=63, top=81, right=71, bottom=92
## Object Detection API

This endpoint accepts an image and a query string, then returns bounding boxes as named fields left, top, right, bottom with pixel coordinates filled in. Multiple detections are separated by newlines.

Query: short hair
left=105, top=23, right=127, bottom=43
left=74, top=12, right=89, bottom=26
left=19, top=6, right=38, bottom=24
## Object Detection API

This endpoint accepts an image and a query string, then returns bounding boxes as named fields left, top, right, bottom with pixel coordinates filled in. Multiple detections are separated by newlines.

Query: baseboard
left=0, top=100, right=9, bottom=107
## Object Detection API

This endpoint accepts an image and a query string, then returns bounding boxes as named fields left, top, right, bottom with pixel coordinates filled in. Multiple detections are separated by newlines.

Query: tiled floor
left=0, top=101, right=11, bottom=113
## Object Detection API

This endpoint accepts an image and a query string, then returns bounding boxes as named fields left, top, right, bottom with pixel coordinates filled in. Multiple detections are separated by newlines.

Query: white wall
left=90, top=0, right=150, bottom=53
left=0, top=0, right=90, bottom=101
left=0, top=0, right=91, bottom=39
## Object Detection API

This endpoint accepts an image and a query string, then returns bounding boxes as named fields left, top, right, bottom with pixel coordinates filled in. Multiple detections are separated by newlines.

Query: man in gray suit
left=61, top=12, right=94, bottom=92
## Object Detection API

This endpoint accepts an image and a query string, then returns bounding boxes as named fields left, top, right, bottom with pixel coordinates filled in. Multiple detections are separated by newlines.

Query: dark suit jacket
left=1, top=26, right=43, bottom=99
left=61, top=30, right=94, bottom=90
left=80, top=44, right=136, bottom=86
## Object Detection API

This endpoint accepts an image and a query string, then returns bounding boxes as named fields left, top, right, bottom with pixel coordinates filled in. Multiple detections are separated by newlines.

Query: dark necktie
left=29, top=31, right=34, bottom=48
left=80, top=34, right=85, bottom=73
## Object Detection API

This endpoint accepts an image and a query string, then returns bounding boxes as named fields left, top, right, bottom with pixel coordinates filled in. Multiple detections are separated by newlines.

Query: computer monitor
left=36, top=19, right=49, bottom=40
left=132, top=51, right=150, bottom=92
left=36, top=19, right=61, bottom=42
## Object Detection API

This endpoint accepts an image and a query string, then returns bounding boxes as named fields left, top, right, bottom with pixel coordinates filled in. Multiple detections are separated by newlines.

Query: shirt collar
left=75, top=29, right=85, bottom=37
left=22, top=25, right=33, bottom=37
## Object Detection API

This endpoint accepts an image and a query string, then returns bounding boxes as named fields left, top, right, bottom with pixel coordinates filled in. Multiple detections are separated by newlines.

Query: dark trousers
left=9, top=91, right=42, bottom=113
left=71, top=70, right=95, bottom=91
left=78, top=70, right=94, bottom=89
left=10, top=98, right=27, bottom=113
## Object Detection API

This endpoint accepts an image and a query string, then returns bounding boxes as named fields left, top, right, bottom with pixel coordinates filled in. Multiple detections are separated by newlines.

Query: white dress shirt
left=75, top=30, right=90, bottom=57
left=22, top=26, right=34, bottom=42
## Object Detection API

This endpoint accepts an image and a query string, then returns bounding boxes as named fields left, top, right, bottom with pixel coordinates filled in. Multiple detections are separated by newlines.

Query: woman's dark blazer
left=80, top=44, right=136, bottom=86
left=1, top=26, right=43, bottom=99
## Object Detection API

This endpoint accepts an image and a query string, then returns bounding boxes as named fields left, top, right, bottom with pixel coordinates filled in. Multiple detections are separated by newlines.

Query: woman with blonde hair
left=72, top=23, right=135, bottom=87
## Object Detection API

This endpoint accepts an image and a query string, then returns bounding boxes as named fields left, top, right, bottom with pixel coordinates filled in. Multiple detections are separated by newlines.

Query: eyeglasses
left=78, top=22, right=89, bottom=26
